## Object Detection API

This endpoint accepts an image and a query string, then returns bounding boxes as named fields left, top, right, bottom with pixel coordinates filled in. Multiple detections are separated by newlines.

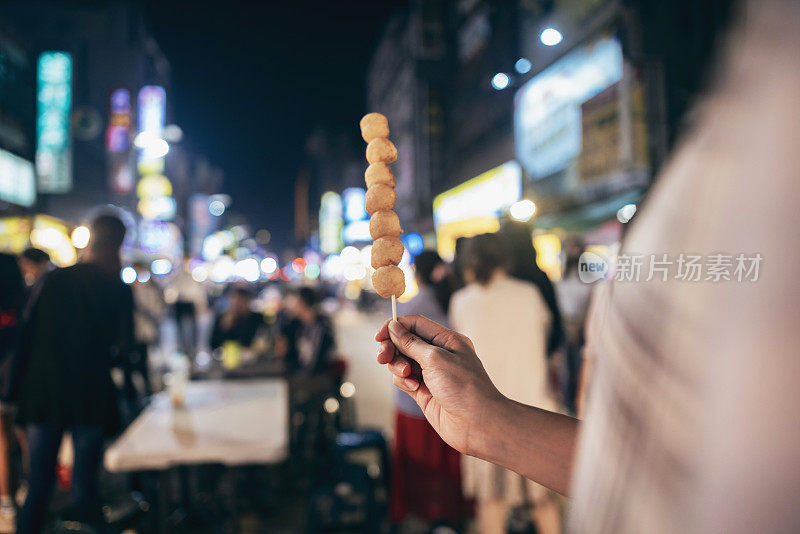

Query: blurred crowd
left=0, top=207, right=594, bottom=533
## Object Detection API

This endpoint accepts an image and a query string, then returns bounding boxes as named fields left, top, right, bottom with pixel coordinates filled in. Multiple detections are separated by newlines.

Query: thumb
left=389, top=319, right=440, bottom=368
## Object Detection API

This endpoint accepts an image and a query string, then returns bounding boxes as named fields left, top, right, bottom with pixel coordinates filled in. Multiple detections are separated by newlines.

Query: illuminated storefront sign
left=107, top=88, right=134, bottom=194
left=433, top=161, right=522, bottom=260
left=136, top=174, right=172, bottom=198
left=137, top=86, right=166, bottom=137
left=137, top=195, right=176, bottom=221
left=342, top=187, right=367, bottom=223
left=533, top=233, right=562, bottom=282
left=319, top=191, right=344, bottom=254
left=514, top=37, right=647, bottom=207
left=36, top=52, right=72, bottom=193
left=514, top=37, right=623, bottom=180
left=107, top=88, right=131, bottom=153
left=139, top=219, right=181, bottom=255
left=0, top=149, right=35, bottom=207
left=341, top=187, right=370, bottom=245
left=0, top=218, right=33, bottom=255
left=136, top=85, right=173, bottom=224
left=342, top=220, right=370, bottom=244
left=30, top=215, right=76, bottom=266
left=189, top=194, right=217, bottom=256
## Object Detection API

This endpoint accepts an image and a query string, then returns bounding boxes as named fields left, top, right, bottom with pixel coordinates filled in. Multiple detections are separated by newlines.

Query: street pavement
left=332, top=306, right=395, bottom=439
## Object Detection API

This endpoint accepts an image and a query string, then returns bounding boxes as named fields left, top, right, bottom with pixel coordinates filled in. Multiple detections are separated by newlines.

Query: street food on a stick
left=371, top=237, right=404, bottom=269
left=366, top=184, right=397, bottom=214
left=366, top=138, right=398, bottom=164
left=365, top=163, right=396, bottom=188
left=372, top=265, right=406, bottom=299
left=369, top=210, right=402, bottom=240
left=359, top=112, right=390, bottom=143
left=361, top=112, right=406, bottom=315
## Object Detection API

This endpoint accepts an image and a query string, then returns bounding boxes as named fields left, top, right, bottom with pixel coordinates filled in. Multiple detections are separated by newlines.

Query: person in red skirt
left=391, top=251, right=466, bottom=530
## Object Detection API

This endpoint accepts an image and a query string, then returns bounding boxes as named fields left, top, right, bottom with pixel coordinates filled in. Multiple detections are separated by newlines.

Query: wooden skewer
left=391, top=294, right=397, bottom=322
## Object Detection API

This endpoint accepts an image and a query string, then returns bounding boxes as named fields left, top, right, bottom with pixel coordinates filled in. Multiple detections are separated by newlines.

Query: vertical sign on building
left=136, top=85, right=175, bottom=224
left=36, top=52, right=73, bottom=193
left=137, top=86, right=166, bottom=138
left=107, top=88, right=134, bottom=194
left=319, top=191, right=344, bottom=254
left=107, top=88, right=131, bottom=153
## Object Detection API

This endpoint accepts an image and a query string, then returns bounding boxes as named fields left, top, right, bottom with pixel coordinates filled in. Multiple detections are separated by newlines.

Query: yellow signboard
left=433, top=161, right=521, bottom=260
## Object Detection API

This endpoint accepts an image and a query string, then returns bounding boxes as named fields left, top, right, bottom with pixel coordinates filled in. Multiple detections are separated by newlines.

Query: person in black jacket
left=276, top=287, right=336, bottom=375
left=17, top=214, right=133, bottom=533
left=210, top=286, right=263, bottom=351
left=0, top=254, right=24, bottom=530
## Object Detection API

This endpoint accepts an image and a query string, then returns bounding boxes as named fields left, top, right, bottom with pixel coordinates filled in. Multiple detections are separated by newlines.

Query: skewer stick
left=391, top=294, right=397, bottom=322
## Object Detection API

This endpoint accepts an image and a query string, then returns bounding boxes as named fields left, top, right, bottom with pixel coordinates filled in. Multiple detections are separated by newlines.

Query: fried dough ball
left=369, top=210, right=402, bottom=240
left=366, top=184, right=397, bottom=215
left=372, top=265, right=406, bottom=299
left=360, top=113, right=390, bottom=143
left=371, top=237, right=404, bottom=269
left=365, top=163, right=395, bottom=188
left=366, top=138, right=397, bottom=164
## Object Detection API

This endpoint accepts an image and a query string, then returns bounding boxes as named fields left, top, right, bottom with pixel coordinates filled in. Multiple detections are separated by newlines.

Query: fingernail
left=403, top=378, right=419, bottom=391
left=400, top=363, right=409, bottom=375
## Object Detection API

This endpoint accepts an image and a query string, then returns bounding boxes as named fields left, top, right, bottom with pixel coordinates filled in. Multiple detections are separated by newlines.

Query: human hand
left=376, top=315, right=506, bottom=457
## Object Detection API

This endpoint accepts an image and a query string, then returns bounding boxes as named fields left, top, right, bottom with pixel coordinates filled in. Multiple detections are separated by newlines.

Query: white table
left=105, top=378, right=288, bottom=472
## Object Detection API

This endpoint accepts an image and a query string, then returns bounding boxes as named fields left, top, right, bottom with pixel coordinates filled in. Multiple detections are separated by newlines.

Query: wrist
left=467, top=391, right=513, bottom=461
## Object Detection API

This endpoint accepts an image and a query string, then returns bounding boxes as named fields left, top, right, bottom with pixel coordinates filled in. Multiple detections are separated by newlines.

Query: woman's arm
left=376, top=315, right=579, bottom=495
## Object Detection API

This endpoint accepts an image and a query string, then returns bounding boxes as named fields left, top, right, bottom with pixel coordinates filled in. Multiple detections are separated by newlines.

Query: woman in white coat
left=449, top=232, right=560, bottom=534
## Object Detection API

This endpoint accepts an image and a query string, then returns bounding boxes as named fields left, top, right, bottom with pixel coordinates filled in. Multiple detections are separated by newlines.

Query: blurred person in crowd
left=377, top=2, right=800, bottom=533
left=275, top=287, right=336, bottom=375
left=451, top=236, right=469, bottom=289
left=210, top=286, right=263, bottom=350
left=448, top=234, right=560, bottom=534
left=499, top=221, right=564, bottom=358
left=555, top=240, right=593, bottom=415
left=0, top=255, right=24, bottom=531
left=17, top=214, right=133, bottom=533
left=9, top=250, right=51, bottom=518
left=391, top=251, right=464, bottom=529
left=128, top=262, right=164, bottom=401
left=166, top=256, right=207, bottom=356
left=17, top=249, right=51, bottom=289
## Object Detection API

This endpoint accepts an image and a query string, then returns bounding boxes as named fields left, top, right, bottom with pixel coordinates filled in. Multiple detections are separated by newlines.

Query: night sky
left=143, top=1, right=407, bottom=251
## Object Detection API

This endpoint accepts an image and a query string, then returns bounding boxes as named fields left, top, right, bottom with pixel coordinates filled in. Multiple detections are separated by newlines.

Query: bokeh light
left=191, top=264, right=209, bottom=282
left=151, top=258, right=172, bottom=275
left=234, top=258, right=261, bottom=282
left=292, top=257, right=307, bottom=273
left=121, top=266, right=136, bottom=284
left=260, top=257, right=278, bottom=274
left=305, top=263, right=321, bottom=279
left=209, top=199, right=225, bottom=216
left=71, top=225, right=90, bottom=249
left=510, top=199, right=536, bottom=222
left=540, top=28, right=563, bottom=46
left=491, top=72, right=510, bottom=90
left=617, top=203, right=637, bottom=223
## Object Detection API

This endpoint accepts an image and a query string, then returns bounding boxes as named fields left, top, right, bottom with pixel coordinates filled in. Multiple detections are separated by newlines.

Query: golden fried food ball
left=371, top=237, right=404, bottom=269
left=365, top=163, right=395, bottom=188
left=360, top=113, right=390, bottom=143
left=366, top=184, right=397, bottom=215
left=369, top=210, right=402, bottom=240
left=372, top=265, right=406, bottom=299
left=366, top=138, right=397, bottom=164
